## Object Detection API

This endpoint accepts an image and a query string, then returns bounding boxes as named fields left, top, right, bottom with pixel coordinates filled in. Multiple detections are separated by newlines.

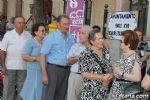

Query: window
left=130, top=0, right=148, bottom=34
left=63, top=0, right=67, bottom=14
left=84, top=0, right=92, bottom=25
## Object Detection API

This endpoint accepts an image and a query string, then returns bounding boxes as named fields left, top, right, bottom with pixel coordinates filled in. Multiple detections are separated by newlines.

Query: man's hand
left=0, top=50, right=7, bottom=75
left=67, top=55, right=80, bottom=65
left=42, top=72, right=48, bottom=85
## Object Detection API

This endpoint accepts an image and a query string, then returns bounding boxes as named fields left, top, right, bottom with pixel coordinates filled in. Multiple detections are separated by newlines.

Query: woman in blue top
left=20, top=23, right=46, bottom=100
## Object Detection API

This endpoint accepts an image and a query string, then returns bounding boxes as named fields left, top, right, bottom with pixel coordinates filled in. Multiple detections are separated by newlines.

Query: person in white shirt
left=0, top=16, right=32, bottom=100
left=67, top=25, right=92, bottom=100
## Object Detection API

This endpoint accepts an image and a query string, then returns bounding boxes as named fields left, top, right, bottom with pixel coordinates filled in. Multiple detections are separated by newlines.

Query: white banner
left=107, top=11, right=138, bottom=39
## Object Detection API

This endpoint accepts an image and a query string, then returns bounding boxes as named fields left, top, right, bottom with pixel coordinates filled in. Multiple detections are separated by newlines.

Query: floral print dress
left=108, top=52, right=141, bottom=100
left=79, top=47, right=112, bottom=100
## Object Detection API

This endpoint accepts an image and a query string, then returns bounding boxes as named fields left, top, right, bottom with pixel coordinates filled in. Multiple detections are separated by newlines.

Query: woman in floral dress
left=79, top=29, right=113, bottom=100
left=108, top=30, right=142, bottom=100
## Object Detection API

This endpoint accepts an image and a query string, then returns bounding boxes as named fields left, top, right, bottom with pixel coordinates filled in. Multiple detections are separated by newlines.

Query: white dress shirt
left=0, top=29, right=32, bottom=70
left=67, top=43, right=86, bottom=73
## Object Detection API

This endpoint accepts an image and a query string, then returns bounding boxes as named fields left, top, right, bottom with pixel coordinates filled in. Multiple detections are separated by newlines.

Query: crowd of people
left=0, top=14, right=150, bottom=100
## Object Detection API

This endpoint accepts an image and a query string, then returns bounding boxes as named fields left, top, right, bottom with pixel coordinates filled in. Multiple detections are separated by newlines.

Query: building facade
left=1, top=0, right=148, bottom=34
left=147, top=0, right=150, bottom=36
left=0, top=0, right=2, bottom=13
left=0, top=0, right=149, bottom=62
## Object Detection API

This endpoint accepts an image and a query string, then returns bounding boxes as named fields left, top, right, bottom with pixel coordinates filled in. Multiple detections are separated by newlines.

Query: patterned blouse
left=108, top=52, right=142, bottom=100
left=79, top=47, right=112, bottom=100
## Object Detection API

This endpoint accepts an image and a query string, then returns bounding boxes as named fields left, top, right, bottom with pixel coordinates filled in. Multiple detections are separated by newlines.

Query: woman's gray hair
left=88, top=29, right=102, bottom=45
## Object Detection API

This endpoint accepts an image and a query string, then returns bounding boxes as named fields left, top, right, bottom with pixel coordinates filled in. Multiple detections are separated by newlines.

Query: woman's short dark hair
left=31, top=23, right=45, bottom=36
left=121, top=30, right=139, bottom=50
left=92, top=25, right=101, bottom=32
left=88, top=29, right=102, bottom=45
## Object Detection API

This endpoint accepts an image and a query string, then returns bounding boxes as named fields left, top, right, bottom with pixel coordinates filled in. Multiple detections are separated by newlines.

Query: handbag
left=123, top=82, right=142, bottom=95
